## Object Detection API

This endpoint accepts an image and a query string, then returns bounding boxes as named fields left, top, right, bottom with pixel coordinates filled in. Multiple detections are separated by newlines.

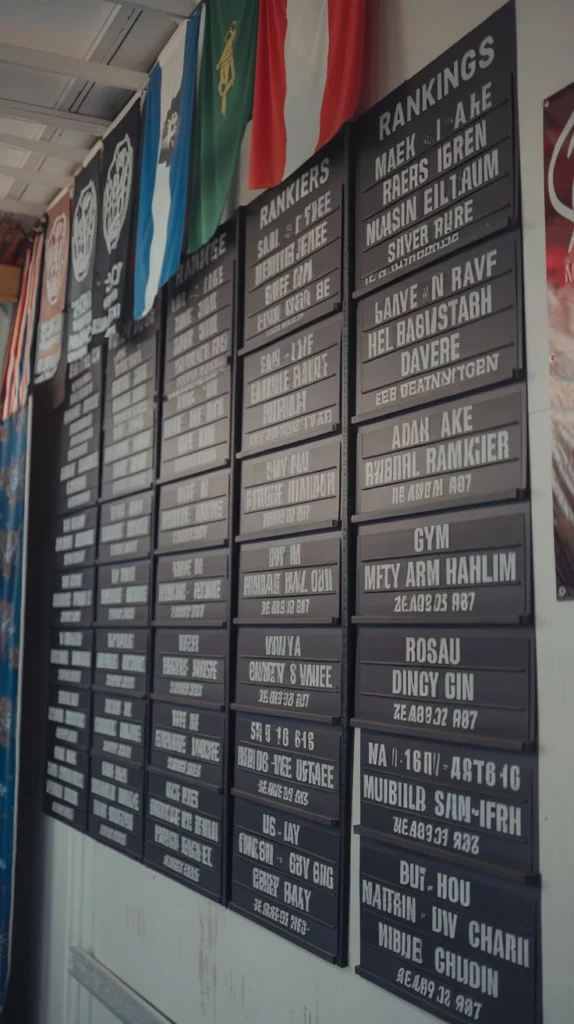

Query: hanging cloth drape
left=0, top=406, right=28, bottom=1013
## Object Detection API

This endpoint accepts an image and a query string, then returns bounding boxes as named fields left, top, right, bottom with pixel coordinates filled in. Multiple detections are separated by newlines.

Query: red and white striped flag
left=248, top=0, right=365, bottom=190
left=1, top=231, right=44, bottom=421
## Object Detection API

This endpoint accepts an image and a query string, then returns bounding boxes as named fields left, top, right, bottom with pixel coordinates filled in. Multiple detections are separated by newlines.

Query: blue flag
left=134, top=8, right=201, bottom=319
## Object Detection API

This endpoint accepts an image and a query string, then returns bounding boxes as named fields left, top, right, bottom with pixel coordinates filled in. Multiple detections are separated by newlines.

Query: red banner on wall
left=34, top=193, right=70, bottom=384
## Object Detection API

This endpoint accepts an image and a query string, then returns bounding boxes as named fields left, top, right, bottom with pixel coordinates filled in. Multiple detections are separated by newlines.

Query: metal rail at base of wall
left=69, top=948, right=175, bottom=1024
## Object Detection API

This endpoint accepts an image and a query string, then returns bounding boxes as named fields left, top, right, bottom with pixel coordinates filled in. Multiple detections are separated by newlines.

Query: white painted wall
left=30, top=1, right=574, bottom=1021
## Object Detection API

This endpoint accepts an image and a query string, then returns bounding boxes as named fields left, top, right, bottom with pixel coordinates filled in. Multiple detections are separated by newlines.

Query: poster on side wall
left=544, top=82, right=574, bottom=598
left=34, top=193, right=70, bottom=384
left=67, top=151, right=100, bottom=363
left=92, top=101, right=141, bottom=340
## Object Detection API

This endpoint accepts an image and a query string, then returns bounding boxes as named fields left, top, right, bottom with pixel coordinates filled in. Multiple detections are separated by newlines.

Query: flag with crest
left=186, top=0, right=258, bottom=253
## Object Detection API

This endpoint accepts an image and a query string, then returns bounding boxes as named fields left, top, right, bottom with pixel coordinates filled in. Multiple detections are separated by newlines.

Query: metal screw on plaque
left=559, top=585, right=566, bottom=598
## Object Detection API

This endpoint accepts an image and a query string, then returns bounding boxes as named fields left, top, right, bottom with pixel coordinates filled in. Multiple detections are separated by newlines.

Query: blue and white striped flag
left=134, top=8, right=201, bottom=319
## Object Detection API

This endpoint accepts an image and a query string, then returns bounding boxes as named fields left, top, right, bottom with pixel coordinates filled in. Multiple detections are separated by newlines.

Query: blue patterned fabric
left=0, top=407, right=27, bottom=1012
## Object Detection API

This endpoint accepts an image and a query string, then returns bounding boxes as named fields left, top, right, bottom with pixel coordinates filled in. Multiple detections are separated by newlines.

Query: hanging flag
left=186, top=0, right=258, bottom=253
left=2, top=232, right=44, bottom=421
left=92, top=100, right=141, bottom=339
left=134, top=9, right=201, bottom=320
left=34, top=194, right=70, bottom=384
left=249, top=0, right=365, bottom=190
left=67, top=151, right=100, bottom=362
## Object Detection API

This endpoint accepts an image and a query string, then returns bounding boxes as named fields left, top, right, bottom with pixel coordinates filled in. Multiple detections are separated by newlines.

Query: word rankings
left=231, top=309, right=345, bottom=956
left=351, top=7, right=541, bottom=1023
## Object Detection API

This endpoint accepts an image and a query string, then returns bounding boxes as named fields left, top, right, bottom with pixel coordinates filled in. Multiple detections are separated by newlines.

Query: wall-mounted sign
left=94, top=628, right=149, bottom=696
left=92, top=692, right=147, bottom=765
left=53, top=507, right=98, bottom=570
left=150, top=703, right=224, bottom=788
left=89, top=756, right=144, bottom=859
left=96, top=560, right=150, bottom=626
left=240, top=317, right=342, bottom=456
left=239, top=437, right=341, bottom=540
left=144, top=768, right=223, bottom=899
left=358, top=839, right=539, bottom=1024
left=158, top=470, right=230, bottom=552
left=160, top=384, right=231, bottom=481
left=46, top=685, right=91, bottom=750
left=354, top=627, right=534, bottom=748
left=237, top=533, right=341, bottom=624
left=356, top=233, right=523, bottom=419
left=51, top=568, right=95, bottom=627
left=155, top=551, right=228, bottom=627
left=243, top=138, right=345, bottom=352
left=233, top=713, right=341, bottom=822
left=152, top=629, right=227, bottom=707
left=359, top=731, right=536, bottom=877
left=356, top=504, right=531, bottom=624
left=355, top=384, right=526, bottom=520
left=56, top=348, right=103, bottom=514
left=235, top=627, right=342, bottom=719
left=44, top=745, right=89, bottom=830
left=98, top=492, right=153, bottom=563
left=49, top=628, right=93, bottom=688
left=231, top=796, right=341, bottom=958
left=355, top=4, right=516, bottom=291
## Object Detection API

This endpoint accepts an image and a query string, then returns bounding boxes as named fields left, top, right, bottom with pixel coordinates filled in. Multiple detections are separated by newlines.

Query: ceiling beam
left=0, top=99, right=109, bottom=135
left=0, top=197, right=45, bottom=218
left=0, top=42, right=147, bottom=92
left=111, top=0, right=195, bottom=20
left=0, top=133, right=89, bottom=163
left=0, top=164, right=72, bottom=188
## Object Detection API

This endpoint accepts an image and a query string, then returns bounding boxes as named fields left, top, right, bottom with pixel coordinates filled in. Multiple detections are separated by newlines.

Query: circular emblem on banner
left=548, top=107, right=574, bottom=253
left=103, top=133, right=134, bottom=256
left=71, top=180, right=98, bottom=283
left=45, top=212, right=69, bottom=307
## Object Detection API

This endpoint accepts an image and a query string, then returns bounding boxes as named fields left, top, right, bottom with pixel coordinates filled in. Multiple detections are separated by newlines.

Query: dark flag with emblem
left=133, top=8, right=201, bottom=319
left=92, top=100, right=141, bottom=339
left=67, top=151, right=100, bottom=362
left=186, top=0, right=258, bottom=253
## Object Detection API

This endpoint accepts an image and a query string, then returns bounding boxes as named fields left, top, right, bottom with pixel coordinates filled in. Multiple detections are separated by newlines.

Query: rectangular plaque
left=101, top=446, right=154, bottom=500
left=47, top=685, right=91, bottom=749
left=233, top=713, right=341, bottom=823
left=243, top=137, right=345, bottom=351
left=144, top=768, right=223, bottom=899
left=241, top=317, right=342, bottom=455
left=158, top=470, right=230, bottom=552
left=98, top=491, right=153, bottom=563
left=97, top=560, right=150, bottom=626
left=153, top=628, right=227, bottom=707
left=53, top=507, right=98, bottom=570
left=94, top=628, right=149, bottom=696
left=230, top=796, right=341, bottom=958
left=240, top=437, right=341, bottom=540
left=237, top=532, right=341, bottom=624
left=150, top=703, right=224, bottom=788
left=51, top=568, right=95, bottom=627
left=356, top=233, right=522, bottom=418
left=354, top=627, right=534, bottom=748
left=358, top=838, right=539, bottom=1024
left=355, top=5, right=516, bottom=290
left=89, top=755, right=144, bottom=859
left=49, top=627, right=93, bottom=688
left=356, top=384, right=526, bottom=520
left=359, top=731, right=536, bottom=877
left=44, top=745, right=89, bottom=830
left=92, top=692, right=147, bottom=765
left=160, top=387, right=231, bottom=481
left=104, top=378, right=155, bottom=428
left=155, top=551, right=228, bottom=627
left=106, top=335, right=157, bottom=390
left=166, top=223, right=235, bottom=341
left=235, top=627, right=341, bottom=719
left=56, top=455, right=100, bottom=514
left=165, top=337, right=231, bottom=397
left=356, top=505, right=531, bottom=624
left=57, top=349, right=103, bottom=513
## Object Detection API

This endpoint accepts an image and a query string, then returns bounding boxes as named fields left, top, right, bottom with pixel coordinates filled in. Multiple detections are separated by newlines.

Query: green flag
left=186, top=0, right=258, bottom=252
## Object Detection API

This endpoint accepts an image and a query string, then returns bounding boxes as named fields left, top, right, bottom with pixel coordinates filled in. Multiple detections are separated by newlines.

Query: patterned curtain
left=0, top=407, right=27, bottom=1011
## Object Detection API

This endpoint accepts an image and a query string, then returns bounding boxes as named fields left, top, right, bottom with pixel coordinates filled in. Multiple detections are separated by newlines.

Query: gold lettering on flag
left=217, top=21, right=237, bottom=116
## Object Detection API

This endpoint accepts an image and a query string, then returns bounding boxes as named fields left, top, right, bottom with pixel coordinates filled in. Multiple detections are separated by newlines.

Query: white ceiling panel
left=0, top=0, right=117, bottom=55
